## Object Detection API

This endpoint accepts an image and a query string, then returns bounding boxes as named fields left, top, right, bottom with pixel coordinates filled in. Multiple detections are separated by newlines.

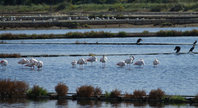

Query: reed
left=0, top=53, right=21, bottom=58
left=55, top=82, right=69, bottom=96
left=76, top=85, right=94, bottom=97
left=133, top=90, right=146, bottom=99
left=148, top=88, right=165, bottom=99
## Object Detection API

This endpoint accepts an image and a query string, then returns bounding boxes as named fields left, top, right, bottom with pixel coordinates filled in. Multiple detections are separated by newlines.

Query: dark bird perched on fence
left=193, top=40, right=197, bottom=45
left=174, top=46, right=181, bottom=53
left=136, top=38, right=143, bottom=44
left=189, top=44, right=196, bottom=53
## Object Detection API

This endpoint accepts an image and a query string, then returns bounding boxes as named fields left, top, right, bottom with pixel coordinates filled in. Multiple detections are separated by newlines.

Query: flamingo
left=25, top=60, right=34, bottom=69
left=134, top=59, right=145, bottom=67
left=100, top=55, right=107, bottom=67
left=87, top=56, right=97, bottom=66
left=77, top=58, right=87, bottom=68
left=18, top=58, right=27, bottom=68
left=153, top=59, right=160, bottom=67
left=125, top=55, right=135, bottom=69
left=30, top=58, right=38, bottom=69
left=136, top=38, right=143, bottom=44
left=35, top=61, right=43, bottom=69
left=71, top=60, right=77, bottom=68
left=174, top=46, right=181, bottom=53
left=1, top=59, right=8, bottom=69
left=116, top=61, right=126, bottom=67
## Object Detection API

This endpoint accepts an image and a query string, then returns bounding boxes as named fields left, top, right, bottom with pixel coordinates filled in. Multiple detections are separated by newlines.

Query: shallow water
left=0, top=27, right=198, bottom=34
left=1, top=98, right=197, bottom=108
left=1, top=37, right=198, bottom=96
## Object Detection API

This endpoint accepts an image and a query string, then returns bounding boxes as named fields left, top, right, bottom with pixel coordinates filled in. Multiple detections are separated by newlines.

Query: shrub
left=104, top=91, right=111, bottom=98
left=12, top=80, right=29, bottom=95
left=55, top=82, right=69, bottom=96
left=27, top=85, right=48, bottom=98
left=110, top=88, right=121, bottom=98
left=149, top=88, right=165, bottom=100
left=118, top=31, right=126, bottom=37
left=170, top=4, right=183, bottom=11
left=168, top=95, right=185, bottom=103
left=150, top=6, right=162, bottom=12
left=93, top=86, right=102, bottom=96
left=133, top=90, right=146, bottom=99
left=142, top=30, right=149, bottom=35
left=76, top=85, right=94, bottom=97
left=124, top=92, right=133, bottom=98
left=0, top=79, right=29, bottom=95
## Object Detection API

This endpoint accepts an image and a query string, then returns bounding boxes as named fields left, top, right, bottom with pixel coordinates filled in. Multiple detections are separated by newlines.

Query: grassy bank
left=0, top=30, right=198, bottom=40
left=1, top=2, right=198, bottom=13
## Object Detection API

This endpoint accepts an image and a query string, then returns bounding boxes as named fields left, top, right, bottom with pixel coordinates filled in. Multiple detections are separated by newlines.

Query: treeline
left=0, top=0, right=198, bottom=5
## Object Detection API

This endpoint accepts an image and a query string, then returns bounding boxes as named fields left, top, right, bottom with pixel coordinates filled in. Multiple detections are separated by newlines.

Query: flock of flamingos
left=0, top=38, right=197, bottom=70
left=0, top=55, right=160, bottom=70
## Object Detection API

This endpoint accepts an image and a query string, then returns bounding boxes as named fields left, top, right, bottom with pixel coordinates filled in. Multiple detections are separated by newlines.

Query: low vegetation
left=149, top=88, right=165, bottom=100
left=168, top=95, right=185, bottom=103
left=26, top=85, right=48, bottom=98
left=76, top=85, right=94, bottom=97
left=55, top=82, right=69, bottom=96
left=1, top=29, right=198, bottom=40
left=0, top=79, right=29, bottom=96
left=0, top=53, right=21, bottom=58
left=133, top=90, right=146, bottom=99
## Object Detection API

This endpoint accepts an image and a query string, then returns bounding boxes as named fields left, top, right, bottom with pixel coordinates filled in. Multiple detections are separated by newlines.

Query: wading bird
left=1, top=59, right=8, bottom=69
left=134, top=59, right=145, bottom=67
left=77, top=58, right=87, bottom=68
left=71, top=60, right=77, bottom=68
left=153, top=59, right=160, bottom=67
left=18, top=58, right=28, bottom=68
left=87, top=56, right=97, bottom=66
left=125, top=55, right=135, bottom=69
left=100, top=55, right=107, bottom=67
left=36, top=61, right=43, bottom=69
left=116, top=61, right=126, bottom=67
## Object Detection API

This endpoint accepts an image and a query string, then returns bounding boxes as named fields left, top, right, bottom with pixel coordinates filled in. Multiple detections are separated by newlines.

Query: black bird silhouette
left=189, top=44, right=195, bottom=53
left=193, top=40, right=197, bottom=45
left=174, top=46, right=181, bottom=53
left=136, top=38, right=143, bottom=44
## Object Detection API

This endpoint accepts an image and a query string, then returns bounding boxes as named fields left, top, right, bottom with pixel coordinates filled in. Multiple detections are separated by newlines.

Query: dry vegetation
left=0, top=53, right=21, bottom=58
left=133, top=90, right=146, bottom=99
left=149, top=88, right=165, bottom=100
left=55, top=82, right=69, bottom=96
left=76, top=85, right=94, bottom=97
left=0, top=79, right=29, bottom=96
left=110, top=88, right=121, bottom=98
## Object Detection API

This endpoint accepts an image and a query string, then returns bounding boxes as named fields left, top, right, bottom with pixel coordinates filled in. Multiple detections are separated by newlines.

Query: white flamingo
left=153, top=59, right=160, bottom=67
left=133, top=59, right=145, bottom=67
left=18, top=58, right=27, bottom=68
left=116, top=61, right=126, bottom=67
left=125, top=55, right=135, bottom=69
left=71, top=60, right=77, bottom=68
left=36, top=61, right=43, bottom=69
left=100, top=55, right=107, bottom=67
left=30, top=58, right=38, bottom=69
left=87, top=56, right=97, bottom=66
left=1, top=59, right=8, bottom=69
left=77, top=58, right=87, bottom=68
left=25, top=60, right=34, bottom=69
